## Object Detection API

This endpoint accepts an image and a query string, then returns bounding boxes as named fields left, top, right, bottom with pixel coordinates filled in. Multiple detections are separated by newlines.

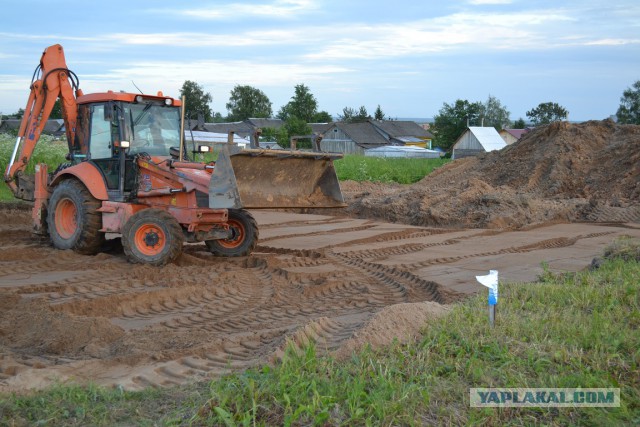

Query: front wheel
left=206, top=209, right=258, bottom=257
left=122, top=208, right=184, bottom=266
left=47, top=179, right=104, bottom=254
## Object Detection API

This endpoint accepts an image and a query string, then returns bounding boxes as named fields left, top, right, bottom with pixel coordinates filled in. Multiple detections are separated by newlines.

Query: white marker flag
left=476, top=270, right=498, bottom=306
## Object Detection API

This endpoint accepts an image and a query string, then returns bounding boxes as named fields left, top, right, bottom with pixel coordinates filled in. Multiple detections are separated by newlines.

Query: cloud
left=0, top=76, right=30, bottom=90
left=468, top=0, right=512, bottom=4
left=73, top=58, right=352, bottom=112
left=0, top=32, right=96, bottom=42
left=94, top=59, right=351, bottom=90
left=105, top=9, right=573, bottom=56
left=108, top=30, right=316, bottom=47
left=175, top=0, right=317, bottom=20
left=304, top=11, right=573, bottom=60
left=585, top=38, right=640, bottom=46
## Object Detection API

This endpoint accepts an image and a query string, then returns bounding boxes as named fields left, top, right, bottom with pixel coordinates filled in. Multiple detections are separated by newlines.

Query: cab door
left=87, top=103, right=135, bottom=200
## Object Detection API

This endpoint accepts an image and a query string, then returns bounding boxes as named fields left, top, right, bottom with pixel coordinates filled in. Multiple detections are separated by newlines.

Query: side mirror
left=103, top=102, right=114, bottom=121
left=170, top=146, right=181, bottom=158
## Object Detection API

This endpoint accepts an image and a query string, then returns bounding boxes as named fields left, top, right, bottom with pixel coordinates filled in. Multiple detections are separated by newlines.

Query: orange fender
left=50, top=162, right=109, bottom=200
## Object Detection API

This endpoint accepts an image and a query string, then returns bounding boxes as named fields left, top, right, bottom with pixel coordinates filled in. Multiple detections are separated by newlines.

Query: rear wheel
left=47, top=179, right=104, bottom=254
left=122, top=208, right=184, bottom=266
left=206, top=209, right=258, bottom=257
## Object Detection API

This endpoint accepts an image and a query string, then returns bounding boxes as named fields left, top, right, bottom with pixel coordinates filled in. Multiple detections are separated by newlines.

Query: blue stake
left=476, top=270, right=499, bottom=328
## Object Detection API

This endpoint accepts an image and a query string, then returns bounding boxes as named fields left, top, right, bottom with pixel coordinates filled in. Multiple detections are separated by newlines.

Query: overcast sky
left=0, top=0, right=638, bottom=122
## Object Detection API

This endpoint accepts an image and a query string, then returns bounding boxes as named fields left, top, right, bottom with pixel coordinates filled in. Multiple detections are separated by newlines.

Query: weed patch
left=334, top=155, right=449, bottom=184
left=0, top=133, right=67, bottom=201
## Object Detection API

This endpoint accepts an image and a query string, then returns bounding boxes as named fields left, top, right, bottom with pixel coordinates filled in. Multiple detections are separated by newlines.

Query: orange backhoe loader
left=4, top=44, right=344, bottom=265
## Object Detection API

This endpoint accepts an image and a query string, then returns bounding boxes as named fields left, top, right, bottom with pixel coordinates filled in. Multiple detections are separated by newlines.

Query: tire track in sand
left=1, top=205, right=629, bottom=392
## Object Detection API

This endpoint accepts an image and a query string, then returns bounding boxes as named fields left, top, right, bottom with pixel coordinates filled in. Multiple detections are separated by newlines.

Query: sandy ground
left=1, top=205, right=638, bottom=392
left=1, top=120, right=638, bottom=392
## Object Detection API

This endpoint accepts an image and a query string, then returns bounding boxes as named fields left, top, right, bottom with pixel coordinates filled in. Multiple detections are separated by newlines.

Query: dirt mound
left=346, top=120, right=640, bottom=228
left=270, top=301, right=450, bottom=361
left=0, top=203, right=31, bottom=227
left=0, top=296, right=125, bottom=357
left=334, top=301, right=450, bottom=359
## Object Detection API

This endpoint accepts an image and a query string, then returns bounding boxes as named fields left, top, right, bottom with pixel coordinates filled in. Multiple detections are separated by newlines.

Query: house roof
left=200, top=121, right=254, bottom=137
left=366, top=145, right=441, bottom=154
left=185, top=131, right=250, bottom=145
left=310, top=123, right=331, bottom=134
left=393, top=136, right=426, bottom=143
left=259, top=142, right=283, bottom=150
left=371, top=120, right=434, bottom=139
left=0, top=119, right=65, bottom=135
left=0, top=119, right=21, bottom=131
left=191, top=118, right=283, bottom=136
left=463, top=127, right=507, bottom=151
left=326, top=122, right=390, bottom=148
left=365, top=145, right=442, bottom=159
left=246, top=118, right=283, bottom=129
left=43, top=119, right=64, bottom=134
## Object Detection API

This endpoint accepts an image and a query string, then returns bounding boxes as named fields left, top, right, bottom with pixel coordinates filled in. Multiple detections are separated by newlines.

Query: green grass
left=334, top=155, right=449, bottom=184
left=0, top=133, right=68, bottom=176
left=2, top=239, right=638, bottom=426
left=0, top=133, right=68, bottom=201
left=0, top=184, right=12, bottom=201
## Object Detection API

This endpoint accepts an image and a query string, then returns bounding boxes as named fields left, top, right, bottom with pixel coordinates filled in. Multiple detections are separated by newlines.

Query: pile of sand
left=333, top=301, right=450, bottom=359
left=345, top=120, right=640, bottom=228
left=270, top=302, right=450, bottom=361
left=0, top=295, right=124, bottom=357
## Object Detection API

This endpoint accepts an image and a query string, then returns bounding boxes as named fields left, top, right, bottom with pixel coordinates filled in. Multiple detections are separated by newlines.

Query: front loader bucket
left=209, top=146, right=345, bottom=209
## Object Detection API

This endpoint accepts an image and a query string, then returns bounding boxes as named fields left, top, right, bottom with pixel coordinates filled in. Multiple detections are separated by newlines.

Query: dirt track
left=1, top=205, right=638, bottom=392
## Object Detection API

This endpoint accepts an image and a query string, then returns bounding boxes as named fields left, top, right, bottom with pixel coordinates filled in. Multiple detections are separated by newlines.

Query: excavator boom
left=4, top=44, right=81, bottom=198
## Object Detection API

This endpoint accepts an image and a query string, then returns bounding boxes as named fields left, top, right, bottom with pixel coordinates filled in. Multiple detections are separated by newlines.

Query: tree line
left=179, top=81, right=391, bottom=147
left=177, top=78, right=640, bottom=150
left=3, top=79, right=639, bottom=151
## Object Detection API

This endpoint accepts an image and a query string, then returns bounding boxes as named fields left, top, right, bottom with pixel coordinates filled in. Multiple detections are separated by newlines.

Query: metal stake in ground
left=476, top=270, right=499, bottom=328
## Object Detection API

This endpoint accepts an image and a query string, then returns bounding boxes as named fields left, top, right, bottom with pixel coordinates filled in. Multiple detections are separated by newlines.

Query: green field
left=0, top=134, right=68, bottom=175
left=0, top=134, right=68, bottom=201
left=1, top=239, right=638, bottom=426
left=334, top=155, right=449, bottom=184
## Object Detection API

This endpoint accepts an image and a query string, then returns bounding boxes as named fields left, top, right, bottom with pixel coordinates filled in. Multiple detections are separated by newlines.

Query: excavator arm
left=4, top=44, right=82, bottom=199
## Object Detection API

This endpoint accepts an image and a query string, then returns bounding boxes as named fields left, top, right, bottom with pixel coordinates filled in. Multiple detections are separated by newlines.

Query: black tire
left=206, top=209, right=258, bottom=257
left=122, top=208, right=184, bottom=266
left=47, top=179, right=104, bottom=255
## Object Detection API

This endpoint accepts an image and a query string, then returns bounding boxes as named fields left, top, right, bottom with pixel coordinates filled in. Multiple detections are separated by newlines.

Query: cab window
left=89, top=104, right=113, bottom=159
left=125, top=104, right=180, bottom=156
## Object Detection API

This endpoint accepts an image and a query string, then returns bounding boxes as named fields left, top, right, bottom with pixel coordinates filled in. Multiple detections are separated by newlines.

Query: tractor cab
left=74, top=92, right=182, bottom=201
